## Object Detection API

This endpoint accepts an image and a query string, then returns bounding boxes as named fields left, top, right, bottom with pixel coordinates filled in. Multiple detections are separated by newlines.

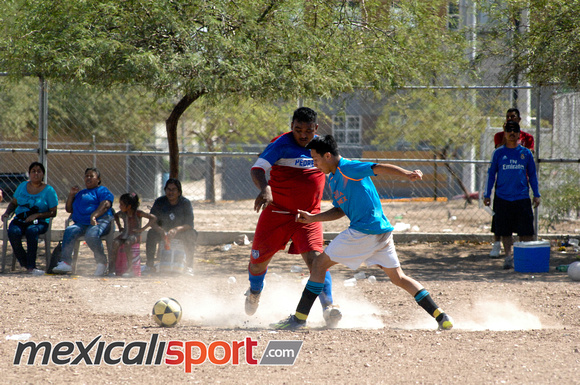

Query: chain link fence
left=1, top=75, right=578, bottom=238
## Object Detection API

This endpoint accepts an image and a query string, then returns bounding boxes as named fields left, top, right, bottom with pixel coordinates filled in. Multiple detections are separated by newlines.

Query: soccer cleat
left=53, top=261, right=72, bottom=274
left=244, top=288, right=261, bottom=316
left=489, top=242, right=501, bottom=258
left=437, top=313, right=454, bottom=330
left=323, top=305, right=342, bottom=328
left=503, top=255, right=514, bottom=270
left=94, top=263, right=107, bottom=276
left=270, top=315, right=306, bottom=330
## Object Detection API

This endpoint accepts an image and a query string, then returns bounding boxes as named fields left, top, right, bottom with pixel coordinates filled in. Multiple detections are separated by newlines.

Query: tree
left=372, top=89, right=498, bottom=203
left=0, top=76, right=168, bottom=149
left=180, top=98, right=297, bottom=202
left=477, top=0, right=580, bottom=88
left=0, top=0, right=468, bottom=177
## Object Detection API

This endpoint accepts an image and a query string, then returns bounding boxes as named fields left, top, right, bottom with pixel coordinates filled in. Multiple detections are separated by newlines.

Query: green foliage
left=0, top=0, right=468, bottom=99
left=0, top=77, right=167, bottom=149
left=371, top=89, right=488, bottom=153
left=540, top=166, right=580, bottom=232
left=180, top=98, right=297, bottom=151
left=477, top=0, right=580, bottom=89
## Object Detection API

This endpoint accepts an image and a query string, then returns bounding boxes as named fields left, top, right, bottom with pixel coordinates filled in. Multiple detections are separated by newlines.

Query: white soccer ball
left=152, top=297, right=183, bottom=327
left=567, top=261, right=580, bottom=282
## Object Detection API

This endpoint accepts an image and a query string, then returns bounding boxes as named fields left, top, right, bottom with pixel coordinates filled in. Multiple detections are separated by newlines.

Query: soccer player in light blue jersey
left=272, top=135, right=453, bottom=330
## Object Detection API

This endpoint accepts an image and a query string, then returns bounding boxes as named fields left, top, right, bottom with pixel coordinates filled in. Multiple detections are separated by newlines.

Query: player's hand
left=69, top=185, right=80, bottom=195
left=295, top=209, right=314, bottom=224
left=533, top=197, right=541, bottom=208
left=408, top=170, right=423, bottom=181
left=483, top=198, right=491, bottom=206
left=254, top=186, right=273, bottom=213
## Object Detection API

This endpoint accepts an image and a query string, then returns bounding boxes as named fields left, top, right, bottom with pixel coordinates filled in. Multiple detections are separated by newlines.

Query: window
left=332, top=115, right=361, bottom=145
left=448, top=1, right=460, bottom=30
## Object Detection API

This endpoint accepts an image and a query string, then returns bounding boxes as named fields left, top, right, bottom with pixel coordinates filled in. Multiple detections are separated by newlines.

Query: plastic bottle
left=343, top=278, right=357, bottom=287
left=290, top=265, right=302, bottom=273
left=555, top=265, right=569, bottom=272
left=164, top=234, right=171, bottom=250
left=354, top=271, right=366, bottom=280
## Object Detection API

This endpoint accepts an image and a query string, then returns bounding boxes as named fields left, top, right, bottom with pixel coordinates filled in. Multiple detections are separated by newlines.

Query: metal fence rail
left=1, top=77, right=579, bottom=237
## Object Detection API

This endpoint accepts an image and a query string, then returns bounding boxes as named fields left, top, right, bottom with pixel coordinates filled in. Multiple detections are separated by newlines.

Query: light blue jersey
left=328, top=158, right=394, bottom=235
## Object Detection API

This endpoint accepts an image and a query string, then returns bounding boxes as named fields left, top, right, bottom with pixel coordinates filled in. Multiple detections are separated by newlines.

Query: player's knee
left=248, top=261, right=268, bottom=275
left=311, top=253, right=331, bottom=272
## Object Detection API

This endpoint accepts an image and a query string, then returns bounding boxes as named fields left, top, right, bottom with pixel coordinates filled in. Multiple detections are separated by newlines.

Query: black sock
left=414, top=289, right=445, bottom=320
left=295, top=281, right=324, bottom=321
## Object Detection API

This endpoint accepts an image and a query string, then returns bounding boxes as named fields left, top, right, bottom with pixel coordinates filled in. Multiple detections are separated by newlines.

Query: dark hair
left=306, top=135, right=339, bottom=156
left=292, top=107, right=317, bottom=124
left=164, top=178, right=182, bottom=195
left=504, top=120, right=521, bottom=132
left=120, top=192, right=140, bottom=211
left=85, top=167, right=102, bottom=185
left=506, top=108, right=520, bottom=118
left=28, top=162, right=45, bottom=179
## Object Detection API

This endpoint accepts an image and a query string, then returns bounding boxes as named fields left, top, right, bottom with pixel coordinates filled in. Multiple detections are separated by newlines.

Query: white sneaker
left=94, top=263, right=107, bottom=276
left=53, top=261, right=72, bottom=274
left=323, top=305, right=343, bottom=328
left=489, top=242, right=501, bottom=258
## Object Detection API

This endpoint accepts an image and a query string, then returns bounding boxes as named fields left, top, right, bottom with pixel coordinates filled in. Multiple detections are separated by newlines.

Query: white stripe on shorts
left=324, top=228, right=400, bottom=270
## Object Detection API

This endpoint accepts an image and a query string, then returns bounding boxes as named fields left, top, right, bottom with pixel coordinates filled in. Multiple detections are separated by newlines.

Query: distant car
left=0, top=173, right=28, bottom=201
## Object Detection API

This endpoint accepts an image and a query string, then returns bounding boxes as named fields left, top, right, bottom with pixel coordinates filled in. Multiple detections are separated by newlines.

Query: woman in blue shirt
left=1, top=162, right=58, bottom=274
left=53, top=167, right=114, bottom=276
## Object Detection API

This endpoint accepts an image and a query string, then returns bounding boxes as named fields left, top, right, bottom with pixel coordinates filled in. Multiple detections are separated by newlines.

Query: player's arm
left=251, top=167, right=273, bottom=213
left=372, top=164, right=423, bottom=181
left=296, top=207, right=345, bottom=224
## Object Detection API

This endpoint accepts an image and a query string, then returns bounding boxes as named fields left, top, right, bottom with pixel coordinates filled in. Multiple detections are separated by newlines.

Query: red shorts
left=250, top=206, right=323, bottom=264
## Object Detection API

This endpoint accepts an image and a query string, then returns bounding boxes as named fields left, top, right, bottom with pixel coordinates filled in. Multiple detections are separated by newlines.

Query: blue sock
left=248, top=268, right=267, bottom=293
left=318, top=270, right=333, bottom=307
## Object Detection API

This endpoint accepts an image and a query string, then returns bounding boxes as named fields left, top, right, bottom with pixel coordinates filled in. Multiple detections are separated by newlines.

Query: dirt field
left=1, top=239, right=579, bottom=384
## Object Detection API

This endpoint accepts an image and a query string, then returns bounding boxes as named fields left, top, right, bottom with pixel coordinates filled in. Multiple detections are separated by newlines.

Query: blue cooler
left=513, top=241, right=551, bottom=273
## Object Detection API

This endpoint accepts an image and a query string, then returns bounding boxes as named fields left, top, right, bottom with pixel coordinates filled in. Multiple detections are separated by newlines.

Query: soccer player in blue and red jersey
left=245, top=107, right=341, bottom=327
left=271, top=134, right=453, bottom=330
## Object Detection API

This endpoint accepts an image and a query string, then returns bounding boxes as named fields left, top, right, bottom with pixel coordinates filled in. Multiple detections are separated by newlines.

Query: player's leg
left=515, top=198, right=535, bottom=243
left=272, top=252, right=337, bottom=329
left=494, top=197, right=515, bottom=269
left=380, top=266, right=453, bottom=330
left=245, top=209, right=293, bottom=315
left=301, top=250, right=341, bottom=327
left=292, top=220, right=339, bottom=324
left=365, top=232, right=453, bottom=330
left=490, top=192, right=502, bottom=258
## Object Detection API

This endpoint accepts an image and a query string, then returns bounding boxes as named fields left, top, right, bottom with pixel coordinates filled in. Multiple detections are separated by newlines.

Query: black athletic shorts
left=493, top=196, right=534, bottom=237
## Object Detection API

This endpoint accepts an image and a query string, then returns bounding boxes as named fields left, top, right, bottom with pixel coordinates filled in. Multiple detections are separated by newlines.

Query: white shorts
left=324, top=228, right=400, bottom=270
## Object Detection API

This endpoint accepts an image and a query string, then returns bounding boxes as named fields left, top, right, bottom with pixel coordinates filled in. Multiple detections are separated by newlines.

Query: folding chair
left=65, top=216, right=116, bottom=274
left=1, top=214, right=53, bottom=273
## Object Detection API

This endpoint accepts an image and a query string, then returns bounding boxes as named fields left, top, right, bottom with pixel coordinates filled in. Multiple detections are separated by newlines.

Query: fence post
left=38, top=76, right=48, bottom=180
left=534, top=86, right=542, bottom=239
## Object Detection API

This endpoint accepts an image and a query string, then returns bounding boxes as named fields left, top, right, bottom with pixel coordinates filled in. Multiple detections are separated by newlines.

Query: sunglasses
left=505, top=126, right=520, bottom=133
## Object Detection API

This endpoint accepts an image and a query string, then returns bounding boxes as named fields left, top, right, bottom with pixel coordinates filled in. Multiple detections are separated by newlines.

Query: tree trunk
left=165, top=92, right=204, bottom=178
left=436, top=150, right=473, bottom=205
left=205, top=155, right=216, bottom=203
